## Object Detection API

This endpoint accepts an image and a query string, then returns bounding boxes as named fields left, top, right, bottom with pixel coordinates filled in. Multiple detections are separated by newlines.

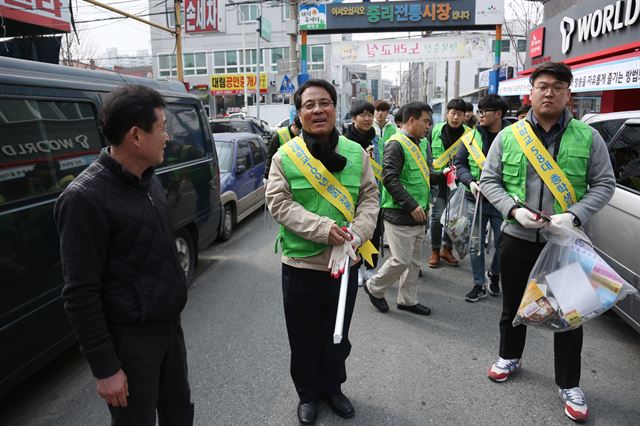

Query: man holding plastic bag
left=266, top=79, right=378, bottom=425
left=480, top=62, right=615, bottom=422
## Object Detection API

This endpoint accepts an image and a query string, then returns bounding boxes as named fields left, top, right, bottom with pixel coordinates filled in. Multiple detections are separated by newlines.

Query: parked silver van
left=583, top=111, right=640, bottom=332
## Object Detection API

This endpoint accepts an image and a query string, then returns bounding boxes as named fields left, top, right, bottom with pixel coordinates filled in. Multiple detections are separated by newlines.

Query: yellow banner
left=461, top=129, right=487, bottom=170
left=432, top=129, right=470, bottom=170
left=392, top=133, right=430, bottom=186
left=370, top=158, right=382, bottom=181
left=282, top=137, right=378, bottom=266
left=512, top=120, right=577, bottom=211
left=210, top=73, right=267, bottom=95
left=277, top=127, right=292, bottom=145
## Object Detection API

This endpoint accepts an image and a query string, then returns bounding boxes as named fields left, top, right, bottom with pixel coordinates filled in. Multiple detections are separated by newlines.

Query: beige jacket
left=266, top=141, right=379, bottom=271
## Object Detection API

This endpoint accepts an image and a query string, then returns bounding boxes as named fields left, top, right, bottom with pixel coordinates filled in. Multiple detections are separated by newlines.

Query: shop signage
left=185, top=0, right=219, bottom=33
left=529, top=27, right=544, bottom=58
left=331, top=36, right=477, bottom=64
left=560, top=0, right=639, bottom=54
left=299, top=0, right=504, bottom=33
left=210, top=73, right=267, bottom=95
left=526, top=0, right=640, bottom=68
left=500, top=56, right=640, bottom=96
left=260, top=16, right=272, bottom=42
left=0, top=0, right=71, bottom=32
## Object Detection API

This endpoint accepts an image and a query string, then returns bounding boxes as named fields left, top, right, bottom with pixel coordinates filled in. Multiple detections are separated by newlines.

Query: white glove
left=346, top=227, right=362, bottom=250
left=442, top=167, right=451, bottom=175
left=549, top=213, right=575, bottom=234
left=262, top=178, right=268, bottom=187
left=513, top=208, right=547, bottom=229
left=469, top=181, right=481, bottom=198
left=327, top=242, right=357, bottom=278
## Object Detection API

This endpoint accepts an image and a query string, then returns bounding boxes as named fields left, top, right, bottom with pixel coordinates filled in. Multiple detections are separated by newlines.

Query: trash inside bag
left=440, top=185, right=469, bottom=259
left=513, top=225, right=637, bottom=332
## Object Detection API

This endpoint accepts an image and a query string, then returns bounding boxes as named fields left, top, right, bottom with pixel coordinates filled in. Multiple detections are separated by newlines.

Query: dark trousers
left=366, top=210, right=385, bottom=270
left=499, top=233, right=583, bottom=389
left=108, top=321, right=194, bottom=426
left=282, top=263, right=358, bottom=402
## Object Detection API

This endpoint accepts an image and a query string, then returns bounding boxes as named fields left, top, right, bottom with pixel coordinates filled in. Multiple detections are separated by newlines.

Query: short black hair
left=293, top=115, right=302, bottom=129
left=529, top=61, right=573, bottom=86
left=516, top=104, right=532, bottom=117
left=102, top=85, right=166, bottom=146
left=465, top=101, right=474, bottom=112
left=478, top=94, right=508, bottom=118
left=402, top=102, right=432, bottom=123
left=294, top=79, right=337, bottom=111
left=394, top=105, right=406, bottom=126
left=373, top=100, right=391, bottom=111
left=447, top=98, right=466, bottom=112
left=350, top=100, right=374, bottom=118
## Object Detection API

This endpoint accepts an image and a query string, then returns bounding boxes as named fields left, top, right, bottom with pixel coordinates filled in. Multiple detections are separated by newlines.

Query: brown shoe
left=428, top=249, right=440, bottom=268
left=440, top=246, right=459, bottom=266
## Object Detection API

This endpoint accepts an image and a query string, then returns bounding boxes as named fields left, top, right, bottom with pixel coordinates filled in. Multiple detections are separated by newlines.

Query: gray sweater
left=480, top=108, right=615, bottom=243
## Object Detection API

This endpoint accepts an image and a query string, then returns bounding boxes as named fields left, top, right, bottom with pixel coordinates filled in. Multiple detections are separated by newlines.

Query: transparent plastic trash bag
left=440, top=185, right=469, bottom=259
left=513, top=224, right=637, bottom=332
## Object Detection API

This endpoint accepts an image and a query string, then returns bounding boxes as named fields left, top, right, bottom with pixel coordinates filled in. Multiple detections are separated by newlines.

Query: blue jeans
left=467, top=197, right=503, bottom=286
left=430, top=194, right=453, bottom=250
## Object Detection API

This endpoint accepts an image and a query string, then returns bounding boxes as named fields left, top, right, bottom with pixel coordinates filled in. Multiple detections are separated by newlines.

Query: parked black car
left=209, top=116, right=273, bottom=143
left=0, top=56, right=223, bottom=396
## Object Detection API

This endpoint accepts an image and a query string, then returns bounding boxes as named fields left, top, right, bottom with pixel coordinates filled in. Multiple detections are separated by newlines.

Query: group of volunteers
left=54, top=61, right=614, bottom=426
left=265, top=61, right=614, bottom=425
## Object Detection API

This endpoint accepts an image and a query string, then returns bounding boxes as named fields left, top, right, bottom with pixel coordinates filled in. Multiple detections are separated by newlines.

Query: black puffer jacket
left=54, top=149, right=187, bottom=379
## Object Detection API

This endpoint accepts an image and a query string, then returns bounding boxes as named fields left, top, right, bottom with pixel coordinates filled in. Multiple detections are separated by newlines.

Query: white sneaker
left=559, top=387, right=589, bottom=422
left=487, top=357, right=521, bottom=382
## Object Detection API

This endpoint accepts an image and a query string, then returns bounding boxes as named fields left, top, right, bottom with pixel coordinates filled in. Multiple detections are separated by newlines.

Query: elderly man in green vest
left=264, top=115, right=301, bottom=181
left=481, top=62, right=615, bottom=423
left=363, top=102, right=434, bottom=317
left=266, top=79, right=378, bottom=425
left=427, top=98, right=470, bottom=268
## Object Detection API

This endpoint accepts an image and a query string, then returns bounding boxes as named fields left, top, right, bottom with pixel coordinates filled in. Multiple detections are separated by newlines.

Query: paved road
left=1, top=211, right=639, bottom=425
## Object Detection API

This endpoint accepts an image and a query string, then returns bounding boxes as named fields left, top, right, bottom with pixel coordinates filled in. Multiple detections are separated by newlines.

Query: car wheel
left=219, top=203, right=235, bottom=241
left=175, top=228, right=195, bottom=286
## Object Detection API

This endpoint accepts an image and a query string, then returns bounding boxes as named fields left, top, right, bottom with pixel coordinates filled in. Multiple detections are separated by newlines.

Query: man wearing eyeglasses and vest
left=454, top=94, right=510, bottom=303
left=363, top=102, right=435, bottom=317
left=481, top=62, right=615, bottom=423
left=265, top=115, right=301, bottom=181
left=266, top=79, right=378, bottom=425
left=427, top=98, right=470, bottom=268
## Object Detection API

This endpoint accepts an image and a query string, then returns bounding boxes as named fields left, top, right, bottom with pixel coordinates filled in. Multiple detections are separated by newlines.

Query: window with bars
left=270, top=47, right=289, bottom=73
left=239, top=5, right=258, bottom=23
left=159, top=54, right=177, bottom=77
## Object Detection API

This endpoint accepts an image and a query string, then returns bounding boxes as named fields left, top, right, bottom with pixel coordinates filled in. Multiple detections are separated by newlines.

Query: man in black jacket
left=363, top=102, right=435, bottom=316
left=454, top=94, right=510, bottom=303
left=54, top=85, right=193, bottom=426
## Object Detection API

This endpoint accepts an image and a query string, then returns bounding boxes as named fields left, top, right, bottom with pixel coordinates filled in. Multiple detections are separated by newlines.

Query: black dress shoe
left=297, top=401, right=318, bottom=425
left=321, top=392, right=355, bottom=418
left=397, top=303, right=431, bottom=316
left=363, top=282, right=389, bottom=313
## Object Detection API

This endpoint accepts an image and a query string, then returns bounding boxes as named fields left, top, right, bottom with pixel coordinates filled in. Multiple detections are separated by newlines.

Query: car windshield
left=230, top=121, right=250, bottom=132
left=215, top=141, right=233, bottom=172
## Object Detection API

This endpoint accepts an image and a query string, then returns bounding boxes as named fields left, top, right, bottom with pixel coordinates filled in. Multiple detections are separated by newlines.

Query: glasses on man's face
left=533, top=84, right=569, bottom=95
left=477, top=109, right=498, bottom=117
left=301, top=99, right=334, bottom=111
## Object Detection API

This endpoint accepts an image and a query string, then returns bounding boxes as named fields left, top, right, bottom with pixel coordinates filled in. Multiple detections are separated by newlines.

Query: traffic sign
left=279, top=74, right=295, bottom=94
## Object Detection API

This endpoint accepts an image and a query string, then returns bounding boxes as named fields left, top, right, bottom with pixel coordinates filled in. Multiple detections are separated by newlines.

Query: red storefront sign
left=0, top=0, right=70, bottom=32
left=529, top=26, right=545, bottom=58
left=185, top=0, right=219, bottom=33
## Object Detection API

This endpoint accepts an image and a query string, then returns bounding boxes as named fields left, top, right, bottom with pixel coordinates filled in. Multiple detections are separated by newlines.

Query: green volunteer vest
left=467, top=128, right=484, bottom=182
left=501, top=119, right=592, bottom=214
left=380, top=134, right=431, bottom=211
left=430, top=122, right=471, bottom=171
left=279, top=136, right=363, bottom=258
left=277, top=127, right=293, bottom=146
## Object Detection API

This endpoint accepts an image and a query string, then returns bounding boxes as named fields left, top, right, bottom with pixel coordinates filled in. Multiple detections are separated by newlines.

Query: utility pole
left=241, top=6, right=248, bottom=111
left=255, top=2, right=262, bottom=120
left=453, top=60, right=460, bottom=98
left=84, top=0, right=183, bottom=80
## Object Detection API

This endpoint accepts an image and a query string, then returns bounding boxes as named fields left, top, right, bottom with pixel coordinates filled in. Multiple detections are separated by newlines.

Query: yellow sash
left=512, top=120, right=577, bottom=211
left=432, top=129, right=470, bottom=170
left=461, top=130, right=487, bottom=170
left=277, top=127, right=292, bottom=145
left=370, top=158, right=382, bottom=181
left=393, top=133, right=430, bottom=186
left=282, top=137, right=378, bottom=266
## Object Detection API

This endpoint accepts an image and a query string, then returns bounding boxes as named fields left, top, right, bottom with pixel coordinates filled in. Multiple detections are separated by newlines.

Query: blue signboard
left=279, top=75, right=296, bottom=94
